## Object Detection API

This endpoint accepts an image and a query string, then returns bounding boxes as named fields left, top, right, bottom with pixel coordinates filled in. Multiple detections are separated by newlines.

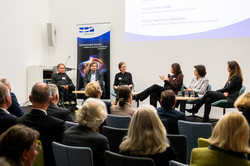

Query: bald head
left=30, top=82, right=51, bottom=105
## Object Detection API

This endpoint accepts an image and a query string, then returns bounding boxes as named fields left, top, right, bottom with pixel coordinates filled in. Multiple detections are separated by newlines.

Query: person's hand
left=114, top=85, right=119, bottom=90
left=159, top=75, right=166, bottom=81
left=185, top=88, right=193, bottom=91
left=223, top=92, right=229, bottom=96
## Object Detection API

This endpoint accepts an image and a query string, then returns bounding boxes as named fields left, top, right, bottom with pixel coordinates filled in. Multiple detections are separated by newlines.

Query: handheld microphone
left=168, top=74, right=170, bottom=78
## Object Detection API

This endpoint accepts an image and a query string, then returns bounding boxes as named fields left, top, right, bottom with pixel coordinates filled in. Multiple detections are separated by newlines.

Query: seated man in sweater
left=47, top=84, right=74, bottom=122
left=157, top=90, right=187, bottom=134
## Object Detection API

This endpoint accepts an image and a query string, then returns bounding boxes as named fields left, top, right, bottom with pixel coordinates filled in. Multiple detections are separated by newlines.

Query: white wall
left=1, top=0, right=249, bottom=119
left=48, top=0, right=250, bottom=119
left=0, top=0, right=50, bottom=103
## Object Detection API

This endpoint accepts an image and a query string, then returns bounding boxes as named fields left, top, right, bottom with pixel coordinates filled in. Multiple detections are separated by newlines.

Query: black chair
left=160, top=118, right=168, bottom=133
left=102, top=126, right=128, bottom=153
left=65, top=121, right=78, bottom=130
left=104, top=150, right=155, bottom=166
left=169, top=160, right=188, bottom=166
left=167, top=134, right=187, bottom=164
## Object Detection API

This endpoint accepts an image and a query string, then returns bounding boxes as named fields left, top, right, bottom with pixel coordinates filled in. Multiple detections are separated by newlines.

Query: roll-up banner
left=77, top=22, right=110, bottom=99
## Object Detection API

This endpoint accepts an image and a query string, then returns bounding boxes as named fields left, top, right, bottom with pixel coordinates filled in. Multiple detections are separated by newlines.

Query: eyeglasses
left=30, top=145, right=42, bottom=153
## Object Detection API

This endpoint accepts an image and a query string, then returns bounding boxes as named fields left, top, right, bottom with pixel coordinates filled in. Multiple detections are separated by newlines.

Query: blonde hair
left=119, top=105, right=169, bottom=155
left=85, top=81, right=101, bottom=98
left=234, top=92, right=250, bottom=112
left=76, top=98, right=107, bottom=129
left=208, top=112, right=250, bottom=153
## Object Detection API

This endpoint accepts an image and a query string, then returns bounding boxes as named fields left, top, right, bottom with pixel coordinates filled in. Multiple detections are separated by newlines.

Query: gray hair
left=31, top=82, right=51, bottom=104
left=0, top=83, right=10, bottom=106
left=48, top=84, right=59, bottom=100
left=0, top=79, right=8, bottom=85
left=76, top=98, right=107, bottom=129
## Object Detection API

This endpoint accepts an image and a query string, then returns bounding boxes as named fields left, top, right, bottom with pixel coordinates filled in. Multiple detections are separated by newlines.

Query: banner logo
left=79, top=26, right=94, bottom=35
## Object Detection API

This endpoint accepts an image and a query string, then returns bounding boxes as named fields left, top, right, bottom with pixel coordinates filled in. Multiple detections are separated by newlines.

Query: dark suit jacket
left=84, top=69, right=104, bottom=90
left=157, top=107, right=187, bottom=134
left=62, top=125, right=109, bottom=166
left=47, top=103, right=74, bottom=122
left=0, top=108, right=17, bottom=135
left=16, top=109, right=65, bottom=166
left=7, top=92, right=24, bottom=117
left=217, top=75, right=242, bottom=103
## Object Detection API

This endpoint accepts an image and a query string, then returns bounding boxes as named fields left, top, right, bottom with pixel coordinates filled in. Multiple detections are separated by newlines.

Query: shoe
left=132, top=94, right=138, bottom=101
left=65, top=101, right=70, bottom=105
left=71, top=101, right=76, bottom=105
left=185, top=108, right=198, bottom=114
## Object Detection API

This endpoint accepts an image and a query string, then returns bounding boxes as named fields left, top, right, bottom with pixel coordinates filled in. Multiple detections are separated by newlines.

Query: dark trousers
left=193, top=91, right=226, bottom=120
left=59, top=87, right=76, bottom=102
left=137, top=84, right=169, bottom=107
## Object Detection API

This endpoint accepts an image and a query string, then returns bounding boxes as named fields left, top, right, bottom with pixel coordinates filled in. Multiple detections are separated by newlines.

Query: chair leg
left=223, top=108, right=226, bottom=115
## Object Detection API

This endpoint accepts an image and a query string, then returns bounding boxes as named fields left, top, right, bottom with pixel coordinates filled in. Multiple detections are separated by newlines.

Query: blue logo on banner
left=79, top=26, right=94, bottom=33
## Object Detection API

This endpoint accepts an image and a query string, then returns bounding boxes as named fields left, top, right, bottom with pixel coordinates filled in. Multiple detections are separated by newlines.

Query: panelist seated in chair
left=119, top=105, right=177, bottom=166
left=83, top=61, right=104, bottom=91
left=62, top=98, right=109, bottom=166
left=190, top=112, right=250, bottom=166
left=186, top=61, right=243, bottom=122
left=51, top=63, right=76, bottom=104
left=157, top=90, right=187, bottom=134
left=47, top=84, right=74, bottom=122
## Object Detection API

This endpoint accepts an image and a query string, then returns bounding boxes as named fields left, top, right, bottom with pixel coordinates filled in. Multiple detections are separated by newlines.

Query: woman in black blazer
left=186, top=61, right=243, bottom=122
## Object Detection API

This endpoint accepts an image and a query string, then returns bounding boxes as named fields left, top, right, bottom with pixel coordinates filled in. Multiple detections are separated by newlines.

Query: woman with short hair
left=62, top=98, right=109, bottom=166
left=119, top=105, right=177, bottom=166
left=0, top=125, right=40, bottom=166
left=190, top=112, right=250, bottom=165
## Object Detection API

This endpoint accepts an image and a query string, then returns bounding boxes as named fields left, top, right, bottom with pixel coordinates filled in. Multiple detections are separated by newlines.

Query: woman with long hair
left=186, top=61, right=243, bottom=122
left=119, top=105, right=177, bottom=166
left=133, top=63, right=183, bottom=107
left=190, top=112, right=250, bottom=165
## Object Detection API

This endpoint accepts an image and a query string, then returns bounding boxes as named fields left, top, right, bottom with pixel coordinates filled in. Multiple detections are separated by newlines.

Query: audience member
left=47, top=84, right=74, bottom=122
left=0, top=79, right=24, bottom=117
left=113, top=62, right=133, bottom=105
left=234, top=92, right=250, bottom=125
left=83, top=61, right=104, bottom=91
left=85, top=81, right=111, bottom=113
left=62, top=98, right=109, bottom=166
left=51, top=63, right=76, bottom=104
left=186, top=61, right=243, bottom=122
left=0, top=82, right=17, bottom=135
left=0, top=125, right=40, bottom=166
left=157, top=90, right=187, bottom=134
left=190, top=112, right=250, bottom=166
left=110, top=85, right=135, bottom=117
left=133, top=63, right=183, bottom=107
left=119, top=105, right=177, bottom=166
left=16, top=82, right=65, bottom=166
left=0, top=157, right=12, bottom=166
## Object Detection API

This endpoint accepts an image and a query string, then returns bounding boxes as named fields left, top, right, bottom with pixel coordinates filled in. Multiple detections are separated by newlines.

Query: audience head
left=120, top=105, right=169, bottom=155
left=48, top=84, right=59, bottom=102
left=30, top=82, right=52, bottom=106
left=57, top=63, right=65, bottom=74
left=171, top=63, right=182, bottom=76
left=118, top=62, right=126, bottom=73
left=89, top=62, right=98, bottom=72
left=117, top=86, right=132, bottom=106
left=160, top=90, right=176, bottom=109
left=0, top=82, right=11, bottom=108
left=0, top=79, right=11, bottom=92
left=0, top=125, right=40, bottom=166
left=227, top=61, right=243, bottom=81
left=85, top=81, right=102, bottom=98
left=234, top=92, right=250, bottom=112
left=0, top=157, right=12, bottom=166
left=208, top=112, right=250, bottom=153
left=194, top=65, right=206, bottom=77
left=76, top=98, right=107, bottom=130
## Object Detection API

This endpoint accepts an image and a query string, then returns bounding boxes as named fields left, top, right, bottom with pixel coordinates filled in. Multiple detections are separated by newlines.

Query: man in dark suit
left=83, top=61, right=104, bottom=91
left=0, top=82, right=17, bottom=135
left=0, top=78, right=24, bottom=117
left=157, top=90, right=187, bottom=134
left=47, top=84, right=74, bottom=122
left=17, top=82, right=65, bottom=166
